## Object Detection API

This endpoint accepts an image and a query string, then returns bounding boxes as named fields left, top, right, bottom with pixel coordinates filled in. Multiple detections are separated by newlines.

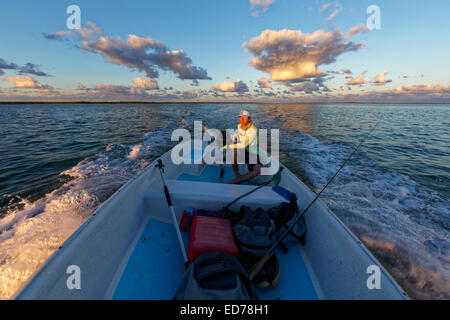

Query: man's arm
left=223, top=127, right=257, bottom=150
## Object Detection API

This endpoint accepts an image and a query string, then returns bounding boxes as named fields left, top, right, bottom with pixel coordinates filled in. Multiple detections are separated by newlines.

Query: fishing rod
left=220, top=166, right=284, bottom=212
left=248, top=115, right=384, bottom=280
left=155, top=159, right=189, bottom=267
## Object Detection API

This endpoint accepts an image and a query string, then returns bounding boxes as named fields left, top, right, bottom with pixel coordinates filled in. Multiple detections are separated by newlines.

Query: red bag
left=187, top=215, right=239, bottom=261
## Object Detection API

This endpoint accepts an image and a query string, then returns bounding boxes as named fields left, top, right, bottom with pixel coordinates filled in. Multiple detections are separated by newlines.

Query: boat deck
left=113, top=165, right=318, bottom=300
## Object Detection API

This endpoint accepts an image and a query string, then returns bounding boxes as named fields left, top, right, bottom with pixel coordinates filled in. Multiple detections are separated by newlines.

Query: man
left=223, top=109, right=262, bottom=184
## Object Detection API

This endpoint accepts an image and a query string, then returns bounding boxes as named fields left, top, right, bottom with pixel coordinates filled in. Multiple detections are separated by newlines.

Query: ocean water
left=0, top=103, right=448, bottom=299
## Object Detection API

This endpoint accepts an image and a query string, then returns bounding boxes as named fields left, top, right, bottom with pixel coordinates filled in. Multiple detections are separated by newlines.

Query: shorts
left=245, top=151, right=262, bottom=171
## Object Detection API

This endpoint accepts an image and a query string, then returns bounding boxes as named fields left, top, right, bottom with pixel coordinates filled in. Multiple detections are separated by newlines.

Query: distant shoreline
left=0, top=101, right=448, bottom=105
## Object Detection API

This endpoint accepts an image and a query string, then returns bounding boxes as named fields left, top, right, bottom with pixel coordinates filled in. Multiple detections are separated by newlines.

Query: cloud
left=17, top=63, right=50, bottom=77
left=345, top=23, right=370, bottom=40
left=346, top=71, right=366, bottom=85
left=319, top=3, right=332, bottom=13
left=132, top=77, right=159, bottom=90
left=257, top=77, right=271, bottom=88
left=2, top=76, right=54, bottom=91
left=83, top=34, right=211, bottom=81
left=57, top=82, right=210, bottom=101
left=373, top=71, right=392, bottom=86
left=43, top=22, right=211, bottom=82
left=95, top=84, right=141, bottom=96
left=393, top=84, right=449, bottom=95
left=0, top=58, right=18, bottom=75
left=2, top=80, right=449, bottom=103
left=78, top=22, right=103, bottom=39
left=325, top=8, right=341, bottom=21
left=328, top=68, right=352, bottom=75
left=212, top=79, right=249, bottom=93
left=0, top=58, right=50, bottom=77
left=288, top=81, right=321, bottom=93
left=287, top=76, right=330, bottom=93
left=43, top=22, right=102, bottom=41
left=334, top=83, right=450, bottom=103
left=73, top=83, right=156, bottom=99
left=43, top=30, right=74, bottom=41
left=250, top=0, right=276, bottom=17
left=319, top=2, right=343, bottom=22
left=3, top=76, right=40, bottom=88
left=179, top=89, right=208, bottom=99
left=243, top=25, right=367, bottom=82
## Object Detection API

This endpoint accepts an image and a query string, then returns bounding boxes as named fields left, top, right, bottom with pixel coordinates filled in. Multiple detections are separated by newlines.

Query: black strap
left=282, top=221, right=304, bottom=241
left=235, top=238, right=272, bottom=251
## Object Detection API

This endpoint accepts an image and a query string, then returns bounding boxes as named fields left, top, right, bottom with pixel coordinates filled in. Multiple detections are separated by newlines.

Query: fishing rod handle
left=249, top=254, right=271, bottom=280
left=163, top=185, right=173, bottom=207
left=156, top=161, right=172, bottom=207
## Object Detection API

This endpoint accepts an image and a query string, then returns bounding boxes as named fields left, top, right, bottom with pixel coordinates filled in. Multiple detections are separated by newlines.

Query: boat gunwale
left=279, top=166, right=410, bottom=299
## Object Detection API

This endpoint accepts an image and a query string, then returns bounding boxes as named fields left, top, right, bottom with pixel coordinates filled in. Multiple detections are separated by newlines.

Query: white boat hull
left=14, top=141, right=408, bottom=300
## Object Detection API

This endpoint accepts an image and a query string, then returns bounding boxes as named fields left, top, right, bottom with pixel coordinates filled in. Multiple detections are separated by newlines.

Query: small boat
left=14, top=141, right=409, bottom=300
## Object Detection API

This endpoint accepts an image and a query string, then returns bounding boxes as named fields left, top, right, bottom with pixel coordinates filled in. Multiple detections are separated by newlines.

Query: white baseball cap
left=239, top=109, right=252, bottom=118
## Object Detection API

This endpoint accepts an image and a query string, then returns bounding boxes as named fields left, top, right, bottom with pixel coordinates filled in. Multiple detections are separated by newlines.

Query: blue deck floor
left=113, top=217, right=317, bottom=300
left=113, top=218, right=189, bottom=299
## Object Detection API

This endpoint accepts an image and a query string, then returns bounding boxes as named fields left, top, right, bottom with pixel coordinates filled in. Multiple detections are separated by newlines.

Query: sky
left=0, top=0, right=449, bottom=103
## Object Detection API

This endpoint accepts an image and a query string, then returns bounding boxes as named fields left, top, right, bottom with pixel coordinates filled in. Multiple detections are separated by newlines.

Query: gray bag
left=233, top=206, right=276, bottom=257
left=174, top=251, right=256, bottom=300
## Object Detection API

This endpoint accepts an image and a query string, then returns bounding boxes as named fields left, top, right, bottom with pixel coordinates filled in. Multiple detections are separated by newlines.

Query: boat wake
left=284, top=129, right=450, bottom=299
left=0, top=128, right=173, bottom=300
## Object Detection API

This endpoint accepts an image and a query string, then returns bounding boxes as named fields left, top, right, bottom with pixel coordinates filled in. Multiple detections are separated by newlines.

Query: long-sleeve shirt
left=223, top=123, right=259, bottom=155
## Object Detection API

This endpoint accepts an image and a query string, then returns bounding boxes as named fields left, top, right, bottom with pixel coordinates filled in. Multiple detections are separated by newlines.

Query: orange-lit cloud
left=373, top=71, right=392, bottom=86
left=2, top=76, right=53, bottom=91
left=257, top=77, right=271, bottom=88
left=393, top=84, right=449, bottom=95
left=325, top=8, right=341, bottom=21
left=344, top=24, right=370, bottom=40
left=77, top=21, right=103, bottom=39
left=212, top=79, right=249, bottom=93
left=346, top=71, right=367, bottom=85
left=250, top=0, right=276, bottom=17
left=243, top=25, right=367, bottom=82
left=132, top=77, right=159, bottom=90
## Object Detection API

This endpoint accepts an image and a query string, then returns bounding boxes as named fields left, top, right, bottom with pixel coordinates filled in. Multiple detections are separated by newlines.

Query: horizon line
left=0, top=100, right=449, bottom=105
